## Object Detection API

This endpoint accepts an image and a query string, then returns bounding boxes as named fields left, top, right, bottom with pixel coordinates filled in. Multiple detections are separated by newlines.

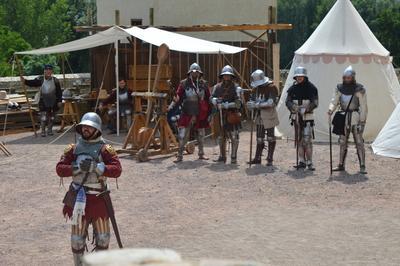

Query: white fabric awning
left=15, top=26, right=131, bottom=55
left=16, top=26, right=246, bottom=55
left=123, top=27, right=246, bottom=54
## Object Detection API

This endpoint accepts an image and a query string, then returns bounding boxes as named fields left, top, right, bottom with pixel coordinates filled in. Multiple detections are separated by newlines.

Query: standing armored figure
left=211, top=65, right=242, bottom=164
left=56, top=112, right=122, bottom=266
left=21, top=64, right=62, bottom=137
left=169, top=63, right=211, bottom=162
left=99, top=78, right=133, bottom=133
left=247, top=70, right=280, bottom=166
left=285, top=66, right=319, bottom=170
left=328, top=66, right=368, bottom=174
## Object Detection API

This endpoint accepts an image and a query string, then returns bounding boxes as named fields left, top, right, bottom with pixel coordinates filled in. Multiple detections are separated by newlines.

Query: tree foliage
left=278, top=0, right=400, bottom=67
left=0, top=0, right=94, bottom=76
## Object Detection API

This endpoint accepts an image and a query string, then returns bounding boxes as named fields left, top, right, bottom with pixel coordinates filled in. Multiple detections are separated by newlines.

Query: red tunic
left=176, top=80, right=211, bottom=129
left=56, top=144, right=122, bottom=221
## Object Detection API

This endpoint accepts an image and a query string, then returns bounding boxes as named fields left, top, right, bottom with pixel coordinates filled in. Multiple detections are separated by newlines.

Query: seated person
left=99, top=78, right=133, bottom=133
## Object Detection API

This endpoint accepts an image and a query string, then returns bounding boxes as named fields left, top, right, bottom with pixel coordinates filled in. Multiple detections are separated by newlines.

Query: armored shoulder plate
left=64, top=144, right=75, bottom=155
left=104, top=144, right=117, bottom=156
left=355, top=83, right=366, bottom=94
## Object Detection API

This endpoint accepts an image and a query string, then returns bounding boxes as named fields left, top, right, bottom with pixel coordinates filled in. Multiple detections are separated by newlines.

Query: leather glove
left=79, top=158, right=96, bottom=173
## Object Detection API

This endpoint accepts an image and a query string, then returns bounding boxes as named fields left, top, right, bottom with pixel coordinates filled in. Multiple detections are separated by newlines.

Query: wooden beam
left=75, top=23, right=293, bottom=33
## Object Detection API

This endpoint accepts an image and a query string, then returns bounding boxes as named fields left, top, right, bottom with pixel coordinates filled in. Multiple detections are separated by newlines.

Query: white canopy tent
left=15, top=25, right=246, bottom=136
left=124, top=27, right=246, bottom=54
left=371, top=103, right=400, bottom=158
left=276, top=0, right=400, bottom=142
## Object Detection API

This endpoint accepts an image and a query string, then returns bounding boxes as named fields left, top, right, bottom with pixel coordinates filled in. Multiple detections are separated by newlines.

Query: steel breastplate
left=118, top=90, right=130, bottom=105
left=340, top=94, right=360, bottom=111
left=72, top=140, right=105, bottom=187
left=41, top=78, right=56, bottom=107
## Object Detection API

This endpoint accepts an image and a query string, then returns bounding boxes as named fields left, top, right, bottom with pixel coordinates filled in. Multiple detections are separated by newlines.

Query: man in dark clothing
left=285, top=66, right=319, bottom=170
left=21, top=64, right=62, bottom=137
left=211, top=65, right=242, bottom=164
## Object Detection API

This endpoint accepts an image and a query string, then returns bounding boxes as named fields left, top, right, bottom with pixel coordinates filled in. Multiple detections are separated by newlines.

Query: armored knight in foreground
left=211, top=65, right=242, bottom=164
left=21, top=64, right=62, bottom=137
left=328, top=66, right=368, bottom=174
left=247, top=70, right=279, bottom=166
left=56, top=112, right=122, bottom=266
left=285, top=66, right=319, bottom=170
left=169, top=63, right=211, bottom=162
left=99, top=78, right=133, bottom=133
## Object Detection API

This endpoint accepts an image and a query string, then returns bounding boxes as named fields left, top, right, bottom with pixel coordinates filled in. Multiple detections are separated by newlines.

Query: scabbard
left=99, top=191, right=123, bottom=248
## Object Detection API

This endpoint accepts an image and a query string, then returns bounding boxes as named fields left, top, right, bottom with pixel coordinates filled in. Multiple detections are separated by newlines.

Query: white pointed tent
left=372, top=103, right=400, bottom=158
left=276, top=0, right=400, bottom=141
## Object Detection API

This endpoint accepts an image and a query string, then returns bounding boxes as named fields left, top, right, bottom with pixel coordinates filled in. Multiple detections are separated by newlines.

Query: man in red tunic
left=169, top=63, right=211, bottom=162
left=56, top=112, right=122, bottom=266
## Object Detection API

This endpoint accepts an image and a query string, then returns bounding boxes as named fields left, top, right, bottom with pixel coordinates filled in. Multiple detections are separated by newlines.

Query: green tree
left=0, top=26, right=31, bottom=76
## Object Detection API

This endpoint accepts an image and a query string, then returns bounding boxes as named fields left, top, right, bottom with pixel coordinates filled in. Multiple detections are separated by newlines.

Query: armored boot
left=174, top=128, right=187, bottom=163
left=197, top=128, right=209, bottom=160
left=47, top=116, right=54, bottom=136
left=230, top=131, right=239, bottom=164
left=266, top=141, right=276, bottom=166
left=40, top=121, right=47, bottom=137
left=294, top=143, right=306, bottom=169
left=73, top=253, right=83, bottom=266
left=248, top=143, right=264, bottom=165
left=333, top=144, right=347, bottom=172
left=356, top=140, right=367, bottom=174
left=214, top=136, right=227, bottom=163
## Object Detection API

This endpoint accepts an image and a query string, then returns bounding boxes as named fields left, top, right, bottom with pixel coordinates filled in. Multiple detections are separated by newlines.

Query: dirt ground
left=1, top=125, right=400, bottom=266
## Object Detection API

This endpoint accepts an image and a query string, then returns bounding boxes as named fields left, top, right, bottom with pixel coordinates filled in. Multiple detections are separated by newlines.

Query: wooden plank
left=129, top=64, right=172, bottom=80
left=127, top=79, right=170, bottom=92
left=272, top=43, right=281, bottom=90
left=75, top=23, right=293, bottom=32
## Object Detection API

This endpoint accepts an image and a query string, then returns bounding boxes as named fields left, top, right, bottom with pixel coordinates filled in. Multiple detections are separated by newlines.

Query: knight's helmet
left=187, top=62, right=203, bottom=75
left=250, top=69, right=271, bottom=88
left=76, top=112, right=102, bottom=136
left=219, top=65, right=235, bottom=78
left=293, top=66, right=308, bottom=79
left=343, top=65, right=356, bottom=78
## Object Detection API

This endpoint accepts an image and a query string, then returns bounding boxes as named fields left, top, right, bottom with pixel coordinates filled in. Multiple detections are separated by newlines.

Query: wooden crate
left=127, top=79, right=170, bottom=92
left=129, top=64, right=172, bottom=80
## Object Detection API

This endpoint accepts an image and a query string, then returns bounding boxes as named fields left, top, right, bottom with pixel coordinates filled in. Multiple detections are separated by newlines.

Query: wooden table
left=57, top=98, right=80, bottom=132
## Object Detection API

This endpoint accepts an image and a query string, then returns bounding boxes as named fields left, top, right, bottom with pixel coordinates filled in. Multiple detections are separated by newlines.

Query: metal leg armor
left=125, top=109, right=132, bottom=129
left=303, top=122, right=314, bottom=170
left=197, top=128, right=208, bottom=159
left=71, top=221, right=88, bottom=266
left=229, top=130, right=239, bottom=164
left=40, top=112, right=47, bottom=137
left=175, top=127, right=190, bottom=162
left=250, top=124, right=265, bottom=164
left=107, top=108, right=117, bottom=132
left=93, top=218, right=111, bottom=251
left=47, top=113, right=55, bottom=136
left=216, top=135, right=227, bottom=163
left=266, top=127, right=276, bottom=166
left=352, top=126, right=367, bottom=174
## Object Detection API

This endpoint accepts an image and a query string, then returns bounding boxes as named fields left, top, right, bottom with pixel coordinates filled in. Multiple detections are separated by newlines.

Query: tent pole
left=15, top=55, right=37, bottom=137
left=62, top=54, right=66, bottom=88
left=133, top=37, right=137, bottom=90
left=115, top=40, right=120, bottom=136
left=148, top=44, right=152, bottom=92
